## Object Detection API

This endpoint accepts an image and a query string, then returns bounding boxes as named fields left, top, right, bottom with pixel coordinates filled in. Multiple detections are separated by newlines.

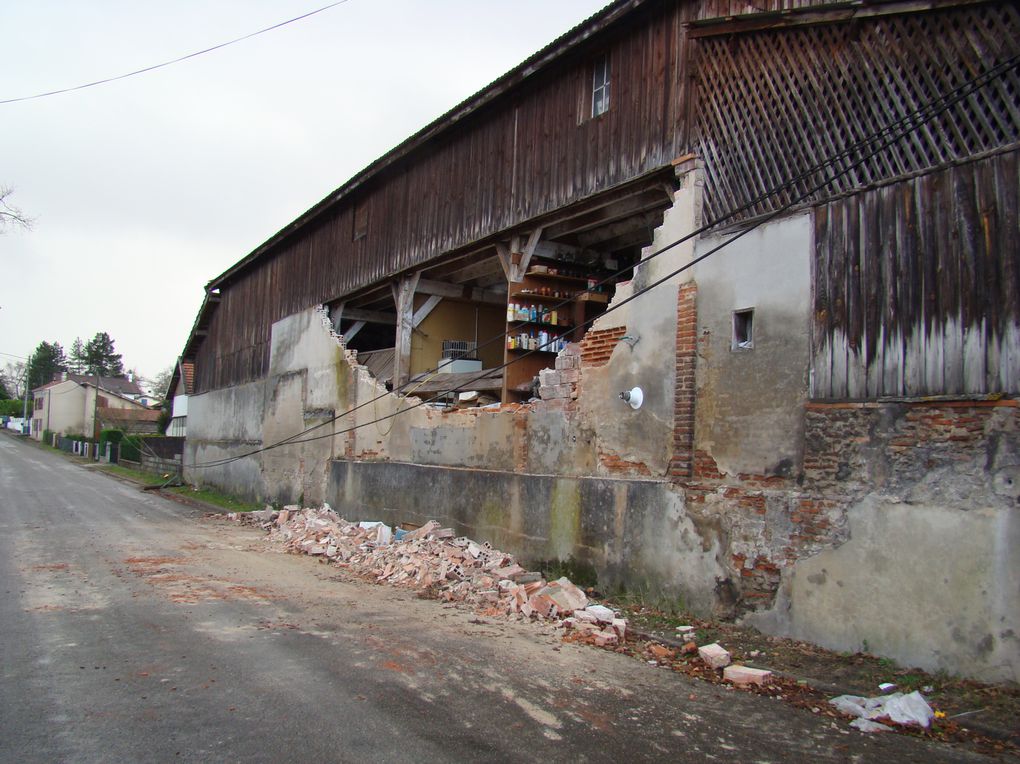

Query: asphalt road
left=0, top=435, right=1003, bottom=763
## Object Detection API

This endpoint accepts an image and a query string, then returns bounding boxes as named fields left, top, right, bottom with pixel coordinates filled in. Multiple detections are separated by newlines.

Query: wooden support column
left=391, top=272, right=421, bottom=389
left=496, top=227, right=544, bottom=283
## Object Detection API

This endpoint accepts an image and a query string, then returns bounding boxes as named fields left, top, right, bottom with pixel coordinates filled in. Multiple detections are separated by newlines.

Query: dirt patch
left=124, top=556, right=185, bottom=569
left=123, top=555, right=274, bottom=605
left=618, top=604, right=1020, bottom=747
left=30, top=563, right=70, bottom=572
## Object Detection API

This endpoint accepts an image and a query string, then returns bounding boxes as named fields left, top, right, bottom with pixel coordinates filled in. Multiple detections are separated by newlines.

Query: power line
left=0, top=1, right=352, bottom=105
left=191, top=53, right=1017, bottom=467
left=188, top=54, right=1019, bottom=469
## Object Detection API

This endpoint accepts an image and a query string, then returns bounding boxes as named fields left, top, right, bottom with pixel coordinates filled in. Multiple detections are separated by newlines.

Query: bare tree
left=151, top=365, right=175, bottom=400
left=0, top=186, right=34, bottom=233
left=2, top=361, right=27, bottom=399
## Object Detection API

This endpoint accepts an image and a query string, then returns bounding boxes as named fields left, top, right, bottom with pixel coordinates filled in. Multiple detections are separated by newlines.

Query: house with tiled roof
left=30, top=373, right=156, bottom=441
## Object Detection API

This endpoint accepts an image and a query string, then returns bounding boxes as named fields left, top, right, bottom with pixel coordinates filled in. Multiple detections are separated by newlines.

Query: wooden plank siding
left=811, top=149, right=1020, bottom=399
left=191, top=0, right=1020, bottom=396
left=193, top=1, right=692, bottom=393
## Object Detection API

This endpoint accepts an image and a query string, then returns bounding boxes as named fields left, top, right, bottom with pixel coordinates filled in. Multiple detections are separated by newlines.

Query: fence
left=137, top=436, right=185, bottom=478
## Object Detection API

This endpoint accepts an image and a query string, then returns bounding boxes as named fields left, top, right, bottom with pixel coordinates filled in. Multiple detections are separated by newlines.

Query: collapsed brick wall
left=579, top=327, right=626, bottom=367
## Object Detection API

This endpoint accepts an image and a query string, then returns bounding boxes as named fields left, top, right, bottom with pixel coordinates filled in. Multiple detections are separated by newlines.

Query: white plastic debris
left=882, top=691, right=935, bottom=728
left=830, top=691, right=935, bottom=730
left=850, top=718, right=893, bottom=733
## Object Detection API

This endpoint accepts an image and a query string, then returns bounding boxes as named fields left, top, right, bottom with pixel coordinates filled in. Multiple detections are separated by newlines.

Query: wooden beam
left=391, top=271, right=421, bottom=389
left=417, top=278, right=505, bottom=305
left=331, top=302, right=345, bottom=333
left=496, top=242, right=513, bottom=282
left=438, top=256, right=506, bottom=285
left=413, top=294, right=443, bottom=327
left=575, top=211, right=663, bottom=248
left=341, top=307, right=396, bottom=325
left=498, top=227, right=545, bottom=283
left=518, top=227, right=544, bottom=277
left=543, top=189, right=670, bottom=240
left=343, top=320, right=365, bottom=342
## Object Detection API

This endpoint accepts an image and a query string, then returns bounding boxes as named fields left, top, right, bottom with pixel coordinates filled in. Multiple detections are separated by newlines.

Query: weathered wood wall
left=194, top=0, right=692, bottom=393
left=691, top=2, right=1020, bottom=226
left=811, top=149, right=1020, bottom=399
left=193, top=0, right=1020, bottom=395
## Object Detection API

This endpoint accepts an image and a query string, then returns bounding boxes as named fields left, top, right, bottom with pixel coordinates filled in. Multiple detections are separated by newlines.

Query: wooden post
left=391, top=272, right=420, bottom=389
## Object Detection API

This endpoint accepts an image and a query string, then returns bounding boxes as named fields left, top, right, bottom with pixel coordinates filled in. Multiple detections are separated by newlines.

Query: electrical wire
left=188, top=53, right=1019, bottom=469
left=190, top=52, right=1017, bottom=468
left=0, top=1, right=352, bottom=105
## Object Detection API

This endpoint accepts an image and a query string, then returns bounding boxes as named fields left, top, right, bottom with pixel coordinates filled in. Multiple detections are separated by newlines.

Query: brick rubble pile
left=233, top=505, right=627, bottom=644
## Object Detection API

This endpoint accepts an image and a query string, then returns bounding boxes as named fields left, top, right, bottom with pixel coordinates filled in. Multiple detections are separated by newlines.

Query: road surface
left=0, top=435, right=1001, bottom=762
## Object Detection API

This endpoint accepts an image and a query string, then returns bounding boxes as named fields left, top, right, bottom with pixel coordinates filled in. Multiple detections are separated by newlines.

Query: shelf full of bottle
left=506, top=327, right=568, bottom=353
left=506, top=300, right=572, bottom=353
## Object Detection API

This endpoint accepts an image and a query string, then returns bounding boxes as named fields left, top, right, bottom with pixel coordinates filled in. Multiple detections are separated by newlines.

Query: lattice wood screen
left=692, top=2, right=1020, bottom=225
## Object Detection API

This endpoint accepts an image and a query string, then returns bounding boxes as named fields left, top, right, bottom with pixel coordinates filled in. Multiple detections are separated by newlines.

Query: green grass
left=97, top=464, right=260, bottom=512
left=99, top=464, right=167, bottom=486
left=166, top=486, right=261, bottom=512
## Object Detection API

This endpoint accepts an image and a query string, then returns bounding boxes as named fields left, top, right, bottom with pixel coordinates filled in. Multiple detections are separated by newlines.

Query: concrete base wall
left=327, top=460, right=726, bottom=613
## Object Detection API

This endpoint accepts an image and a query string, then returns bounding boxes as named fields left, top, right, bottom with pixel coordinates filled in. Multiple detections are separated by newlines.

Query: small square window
left=732, top=308, right=754, bottom=351
left=352, top=203, right=369, bottom=242
left=591, top=55, right=610, bottom=118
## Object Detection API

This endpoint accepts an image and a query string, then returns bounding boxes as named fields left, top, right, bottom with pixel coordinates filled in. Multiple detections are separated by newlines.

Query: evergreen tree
left=83, top=332, right=124, bottom=377
left=68, top=337, right=87, bottom=374
left=26, top=341, right=67, bottom=390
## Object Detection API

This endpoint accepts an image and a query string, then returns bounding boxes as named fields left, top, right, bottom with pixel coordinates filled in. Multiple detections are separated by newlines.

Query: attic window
left=352, top=203, right=369, bottom=242
left=732, top=308, right=754, bottom=350
left=591, top=54, right=610, bottom=118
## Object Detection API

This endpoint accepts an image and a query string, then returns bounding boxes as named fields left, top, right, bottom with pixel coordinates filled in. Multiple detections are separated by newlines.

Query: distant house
left=164, top=359, right=194, bottom=437
left=31, top=373, right=157, bottom=441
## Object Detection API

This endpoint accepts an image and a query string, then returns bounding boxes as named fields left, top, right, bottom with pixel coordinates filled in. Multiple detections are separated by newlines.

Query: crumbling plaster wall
left=692, top=213, right=812, bottom=478
left=744, top=401, right=1020, bottom=682
left=185, top=378, right=267, bottom=500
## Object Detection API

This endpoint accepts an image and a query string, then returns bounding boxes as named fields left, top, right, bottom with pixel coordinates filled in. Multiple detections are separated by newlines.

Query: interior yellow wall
left=410, top=298, right=506, bottom=376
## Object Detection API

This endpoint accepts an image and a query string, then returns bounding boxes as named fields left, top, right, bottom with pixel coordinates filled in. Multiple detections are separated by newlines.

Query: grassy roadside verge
left=94, top=463, right=261, bottom=513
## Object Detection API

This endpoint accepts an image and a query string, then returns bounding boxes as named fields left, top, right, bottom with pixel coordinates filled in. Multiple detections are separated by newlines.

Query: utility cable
left=190, top=52, right=1017, bottom=467
left=0, top=1, right=351, bottom=105
left=188, top=53, right=1018, bottom=468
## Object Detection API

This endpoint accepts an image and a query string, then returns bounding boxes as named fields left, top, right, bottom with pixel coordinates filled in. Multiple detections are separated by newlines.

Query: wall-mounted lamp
left=619, top=386, right=643, bottom=410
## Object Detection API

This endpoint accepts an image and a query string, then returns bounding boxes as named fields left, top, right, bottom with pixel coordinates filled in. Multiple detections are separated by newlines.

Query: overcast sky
left=1, top=0, right=608, bottom=386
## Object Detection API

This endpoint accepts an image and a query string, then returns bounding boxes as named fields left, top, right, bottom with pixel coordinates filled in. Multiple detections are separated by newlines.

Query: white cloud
left=0, top=0, right=608, bottom=377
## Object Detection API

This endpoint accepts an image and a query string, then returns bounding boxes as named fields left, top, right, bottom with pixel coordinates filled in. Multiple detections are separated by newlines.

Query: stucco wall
left=185, top=378, right=267, bottom=500
left=743, top=401, right=1020, bottom=682
left=39, top=381, right=85, bottom=437
left=691, top=214, right=812, bottom=477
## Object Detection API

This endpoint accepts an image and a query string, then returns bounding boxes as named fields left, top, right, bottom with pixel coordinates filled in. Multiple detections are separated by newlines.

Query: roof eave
left=206, top=0, right=646, bottom=290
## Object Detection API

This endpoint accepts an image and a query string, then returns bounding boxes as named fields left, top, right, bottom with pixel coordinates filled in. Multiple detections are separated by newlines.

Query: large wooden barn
left=180, top=0, right=1020, bottom=681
